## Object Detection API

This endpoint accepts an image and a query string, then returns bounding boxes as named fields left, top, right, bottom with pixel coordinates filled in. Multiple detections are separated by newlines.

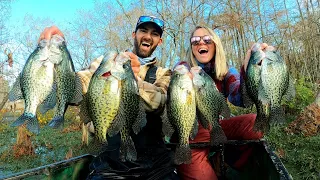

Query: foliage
left=0, top=120, right=87, bottom=177
left=283, top=77, right=315, bottom=115
left=265, top=125, right=320, bottom=180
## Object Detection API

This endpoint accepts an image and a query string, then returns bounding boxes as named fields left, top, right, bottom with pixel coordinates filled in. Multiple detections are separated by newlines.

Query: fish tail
left=210, top=125, right=227, bottom=146
left=48, top=116, right=64, bottom=129
left=161, top=106, right=175, bottom=138
left=26, top=116, right=40, bottom=134
left=270, top=105, right=285, bottom=125
left=95, top=127, right=108, bottom=144
left=189, top=119, right=199, bottom=140
left=119, top=134, right=137, bottom=162
left=11, top=112, right=35, bottom=127
left=174, top=144, right=192, bottom=165
left=253, top=110, right=270, bottom=133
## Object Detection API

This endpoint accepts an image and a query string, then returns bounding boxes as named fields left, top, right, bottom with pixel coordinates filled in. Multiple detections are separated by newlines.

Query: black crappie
left=9, top=35, right=83, bottom=133
left=191, top=66, right=230, bottom=146
left=162, top=64, right=198, bottom=165
left=86, top=52, right=121, bottom=143
left=47, top=35, right=83, bottom=128
left=259, top=50, right=295, bottom=125
left=86, top=52, right=146, bottom=162
left=242, top=43, right=295, bottom=132
left=242, top=44, right=270, bottom=132
left=9, top=39, right=56, bottom=134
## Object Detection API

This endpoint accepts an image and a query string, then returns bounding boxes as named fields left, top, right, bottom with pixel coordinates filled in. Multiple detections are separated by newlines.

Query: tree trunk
left=0, top=92, right=8, bottom=110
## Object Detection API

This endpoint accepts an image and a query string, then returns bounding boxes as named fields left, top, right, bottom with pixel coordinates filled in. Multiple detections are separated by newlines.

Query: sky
left=9, top=0, right=95, bottom=29
left=1, top=0, right=97, bottom=83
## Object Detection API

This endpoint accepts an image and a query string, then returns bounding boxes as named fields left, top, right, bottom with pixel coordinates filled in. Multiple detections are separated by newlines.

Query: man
left=38, top=15, right=178, bottom=179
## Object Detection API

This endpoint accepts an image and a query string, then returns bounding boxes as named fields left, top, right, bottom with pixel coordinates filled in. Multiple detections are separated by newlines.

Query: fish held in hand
left=47, top=35, right=83, bottom=129
left=191, top=66, right=230, bottom=146
left=9, top=39, right=56, bottom=134
left=241, top=43, right=295, bottom=132
left=85, top=52, right=146, bottom=162
left=162, top=64, right=198, bottom=165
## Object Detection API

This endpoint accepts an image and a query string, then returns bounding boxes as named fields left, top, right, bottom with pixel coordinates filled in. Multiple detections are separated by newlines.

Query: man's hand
left=124, top=52, right=141, bottom=78
left=38, top=25, right=65, bottom=43
left=243, top=43, right=275, bottom=72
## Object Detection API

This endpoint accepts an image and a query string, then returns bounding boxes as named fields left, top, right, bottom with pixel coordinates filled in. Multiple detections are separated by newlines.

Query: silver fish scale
left=11, top=45, right=55, bottom=134
left=22, top=49, right=55, bottom=114
left=88, top=73, right=121, bottom=143
left=260, top=52, right=290, bottom=124
left=193, top=69, right=229, bottom=145
left=245, top=50, right=270, bottom=132
left=169, top=78, right=196, bottom=143
left=55, top=46, right=75, bottom=115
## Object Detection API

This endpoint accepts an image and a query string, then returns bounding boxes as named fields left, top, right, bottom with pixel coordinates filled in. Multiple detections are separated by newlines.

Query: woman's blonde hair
left=186, top=25, right=228, bottom=80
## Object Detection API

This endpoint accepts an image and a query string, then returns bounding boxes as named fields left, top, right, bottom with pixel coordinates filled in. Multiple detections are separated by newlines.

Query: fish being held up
left=47, top=35, right=83, bottom=129
left=85, top=52, right=146, bottom=162
left=241, top=43, right=295, bottom=132
left=9, top=35, right=83, bottom=134
left=162, top=64, right=198, bottom=165
left=191, top=66, right=230, bottom=146
left=9, top=39, right=56, bottom=134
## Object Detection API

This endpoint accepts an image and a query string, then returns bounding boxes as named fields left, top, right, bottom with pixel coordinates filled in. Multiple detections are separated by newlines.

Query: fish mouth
left=102, top=71, right=112, bottom=78
left=257, top=59, right=263, bottom=66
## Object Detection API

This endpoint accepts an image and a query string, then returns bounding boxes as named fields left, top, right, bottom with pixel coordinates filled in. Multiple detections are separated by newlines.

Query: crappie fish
left=47, top=35, right=83, bottom=128
left=191, top=66, right=230, bottom=146
left=9, top=39, right=56, bottom=134
left=162, top=64, right=198, bottom=165
left=242, top=44, right=270, bottom=132
left=242, top=43, right=295, bottom=132
left=259, top=50, right=295, bottom=125
left=86, top=52, right=146, bottom=161
left=86, top=52, right=120, bottom=142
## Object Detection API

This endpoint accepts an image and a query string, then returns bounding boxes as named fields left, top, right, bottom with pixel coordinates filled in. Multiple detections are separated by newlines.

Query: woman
left=176, top=25, right=269, bottom=180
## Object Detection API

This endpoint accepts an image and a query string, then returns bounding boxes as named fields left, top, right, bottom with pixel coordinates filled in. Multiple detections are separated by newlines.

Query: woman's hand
left=38, top=25, right=65, bottom=43
left=243, top=43, right=276, bottom=72
left=124, top=52, right=140, bottom=78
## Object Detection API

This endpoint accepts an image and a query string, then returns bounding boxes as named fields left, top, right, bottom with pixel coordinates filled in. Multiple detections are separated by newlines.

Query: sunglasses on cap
left=136, top=15, right=164, bottom=30
left=190, top=35, right=213, bottom=46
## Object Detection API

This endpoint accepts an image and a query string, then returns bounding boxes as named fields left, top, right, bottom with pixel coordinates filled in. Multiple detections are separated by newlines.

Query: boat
left=1, top=139, right=292, bottom=180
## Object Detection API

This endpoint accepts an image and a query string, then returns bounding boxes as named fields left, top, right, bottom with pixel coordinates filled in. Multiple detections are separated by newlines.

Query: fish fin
left=240, top=78, right=254, bottom=107
left=196, top=108, right=209, bottom=129
left=132, top=99, right=147, bottom=134
left=79, top=95, right=92, bottom=124
left=95, top=126, right=108, bottom=145
left=220, top=98, right=231, bottom=118
left=89, top=137, right=108, bottom=155
left=11, top=112, right=35, bottom=127
left=174, top=144, right=192, bottom=165
left=161, top=106, right=175, bottom=137
left=120, top=134, right=137, bottom=162
left=210, top=125, right=227, bottom=146
left=269, top=104, right=285, bottom=125
left=253, top=104, right=270, bottom=133
left=38, top=83, right=57, bottom=115
left=69, top=74, right=84, bottom=105
left=189, top=119, right=199, bottom=140
left=26, top=116, right=40, bottom=134
left=107, top=97, right=126, bottom=137
left=283, top=76, right=296, bottom=101
left=8, top=75, right=23, bottom=101
left=48, top=116, right=64, bottom=129
left=258, top=81, right=269, bottom=105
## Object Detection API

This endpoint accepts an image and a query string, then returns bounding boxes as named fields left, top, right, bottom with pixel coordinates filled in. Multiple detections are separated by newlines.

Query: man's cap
left=135, top=15, right=164, bottom=36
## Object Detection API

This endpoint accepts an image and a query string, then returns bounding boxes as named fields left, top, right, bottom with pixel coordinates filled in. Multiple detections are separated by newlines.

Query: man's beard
left=133, top=38, right=156, bottom=58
